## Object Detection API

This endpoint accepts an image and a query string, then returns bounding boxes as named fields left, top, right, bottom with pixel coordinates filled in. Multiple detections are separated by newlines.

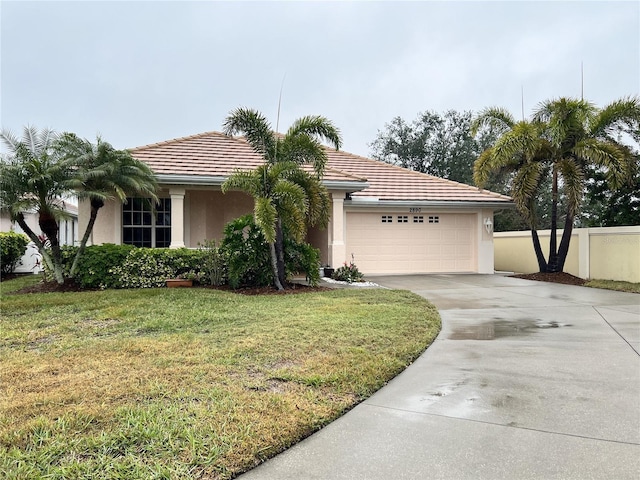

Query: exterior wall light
left=484, top=217, right=493, bottom=235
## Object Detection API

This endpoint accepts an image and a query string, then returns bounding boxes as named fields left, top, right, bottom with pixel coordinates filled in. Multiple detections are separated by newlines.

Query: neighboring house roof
left=130, top=131, right=512, bottom=205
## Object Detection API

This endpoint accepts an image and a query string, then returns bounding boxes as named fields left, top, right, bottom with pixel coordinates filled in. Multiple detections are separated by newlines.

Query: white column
left=169, top=188, right=186, bottom=248
left=329, top=194, right=345, bottom=267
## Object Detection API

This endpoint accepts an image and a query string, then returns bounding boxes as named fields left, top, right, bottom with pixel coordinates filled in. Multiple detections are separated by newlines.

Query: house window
left=397, top=215, right=408, bottom=223
left=428, top=216, right=440, bottom=224
left=413, top=216, right=424, bottom=223
left=123, top=198, right=171, bottom=247
left=382, top=215, right=393, bottom=223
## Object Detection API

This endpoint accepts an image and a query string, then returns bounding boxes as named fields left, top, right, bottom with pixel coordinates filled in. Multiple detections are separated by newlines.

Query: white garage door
left=346, top=212, right=477, bottom=274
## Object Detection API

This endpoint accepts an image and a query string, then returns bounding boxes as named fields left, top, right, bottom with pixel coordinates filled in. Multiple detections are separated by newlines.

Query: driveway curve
left=240, top=274, right=640, bottom=479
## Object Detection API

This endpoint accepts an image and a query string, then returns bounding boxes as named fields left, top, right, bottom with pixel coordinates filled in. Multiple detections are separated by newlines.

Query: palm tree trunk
left=530, top=228, right=548, bottom=272
left=70, top=202, right=101, bottom=277
left=275, top=218, right=286, bottom=288
left=38, top=211, right=65, bottom=284
left=547, top=166, right=559, bottom=272
left=269, top=242, right=284, bottom=291
left=556, top=211, right=574, bottom=272
left=15, top=213, right=62, bottom=283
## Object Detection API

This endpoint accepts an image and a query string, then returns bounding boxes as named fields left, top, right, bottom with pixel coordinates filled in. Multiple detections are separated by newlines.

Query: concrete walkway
left=240, top=274, right=640, bottom=479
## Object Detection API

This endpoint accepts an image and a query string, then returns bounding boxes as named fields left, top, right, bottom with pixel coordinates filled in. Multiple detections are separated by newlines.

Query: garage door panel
left=346, top=212, right=476, bottom=274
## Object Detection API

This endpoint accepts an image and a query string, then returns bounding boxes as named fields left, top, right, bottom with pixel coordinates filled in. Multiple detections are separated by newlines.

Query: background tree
left=369, top=109, right=531, bottom=230
left=474, top=96, right=640, bottom=273
left=222, top=108, right=341, bottom=290
left=0, top=127, right=73, bottom=283
left=577, top=158, right=639, bottom=226
left=369, top=110, right=498, bottom=184
left=57, top=133, right=158, bottom=277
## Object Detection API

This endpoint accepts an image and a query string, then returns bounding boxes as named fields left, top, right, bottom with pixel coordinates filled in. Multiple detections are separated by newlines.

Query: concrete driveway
left=240, top=274, right=640, bottom=479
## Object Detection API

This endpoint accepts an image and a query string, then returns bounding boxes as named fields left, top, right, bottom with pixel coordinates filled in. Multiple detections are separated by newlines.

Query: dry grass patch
left=585, top=279, right=640, bottom=294
left=1, top=277, right=440, bottom=479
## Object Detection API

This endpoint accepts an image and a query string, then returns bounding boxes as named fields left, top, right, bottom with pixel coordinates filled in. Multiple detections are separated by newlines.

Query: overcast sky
left=2, top=0, right=638, bottom=157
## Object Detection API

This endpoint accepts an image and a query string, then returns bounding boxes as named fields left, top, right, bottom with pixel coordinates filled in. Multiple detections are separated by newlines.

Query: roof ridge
left=130, top=130, right=230, bottom=151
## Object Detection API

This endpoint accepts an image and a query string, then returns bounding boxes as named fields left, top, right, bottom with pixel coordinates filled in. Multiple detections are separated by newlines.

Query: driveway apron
left=239, top=274, right=640, bottom=479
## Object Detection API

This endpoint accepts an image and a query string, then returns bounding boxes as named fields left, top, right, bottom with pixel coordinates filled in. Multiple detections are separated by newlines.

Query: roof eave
left=323, top=180, right=369, bottom=191
left=156, top=174, right=227, bottom=186
left=155, top=174, right=369, bottom=191
left=347, top=199, right=516, bottom=209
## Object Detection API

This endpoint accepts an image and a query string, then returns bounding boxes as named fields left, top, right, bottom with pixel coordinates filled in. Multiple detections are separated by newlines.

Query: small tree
left=0, top=127, right=74, bottom=283
left=57, top=133, right=158, bottom=277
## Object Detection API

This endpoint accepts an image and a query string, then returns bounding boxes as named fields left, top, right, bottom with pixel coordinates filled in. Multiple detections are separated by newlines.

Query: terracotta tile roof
left=130, top=131, right=512, bottom=204
left=325, top=150, right=512, bottom=203
left=130, top=131, right=363, bottom=184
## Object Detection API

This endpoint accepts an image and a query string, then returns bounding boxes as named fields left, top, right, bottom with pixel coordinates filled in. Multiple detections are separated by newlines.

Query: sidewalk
left=239, top=274, right=640, bottom=479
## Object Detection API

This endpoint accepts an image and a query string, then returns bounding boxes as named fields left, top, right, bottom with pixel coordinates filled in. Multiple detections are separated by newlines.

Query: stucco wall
left=494, top=226, right=640, bottom=282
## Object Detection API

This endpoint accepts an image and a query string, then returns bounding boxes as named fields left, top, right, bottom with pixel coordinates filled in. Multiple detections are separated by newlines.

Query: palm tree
left=473, top=96, right=640, bottom=273
left=472, top=109, right=553, bottom=271
left=222, top=108, right=341, bottom=290
left=532, top=97, right=639, bottom=272
left=0, top=126, right=74, bottom=283
left=57, top=133, right=158, bottom=277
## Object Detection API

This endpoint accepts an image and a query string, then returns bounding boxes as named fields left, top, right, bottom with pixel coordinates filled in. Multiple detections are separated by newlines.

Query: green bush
left=110, top=248, right=206, bottom=289
left=221, top=215, right=272, bottom=289
left=198, top=239, right=226, bottom=286
left=332, top=262, right=364, bottom=283
left=220, top=214, right=322, bottom=289
left=62, top=244, right=135, bottom=289
left=284, top=237, right=321, bottom=287
left=0, top=231, right=30, bottom=275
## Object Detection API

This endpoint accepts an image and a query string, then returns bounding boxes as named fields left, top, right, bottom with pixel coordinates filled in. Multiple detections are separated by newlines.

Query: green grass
left=0, top=276, right=440, bottom=479
left=585, top=279, right=640, bottom=294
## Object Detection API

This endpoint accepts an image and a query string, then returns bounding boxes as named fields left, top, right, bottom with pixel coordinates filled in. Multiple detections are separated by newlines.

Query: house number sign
left=409, top=207, right=422, bottom=213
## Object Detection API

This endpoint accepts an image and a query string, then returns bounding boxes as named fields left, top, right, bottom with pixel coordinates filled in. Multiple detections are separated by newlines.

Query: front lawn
left=0, top=276, right=440, bottom=479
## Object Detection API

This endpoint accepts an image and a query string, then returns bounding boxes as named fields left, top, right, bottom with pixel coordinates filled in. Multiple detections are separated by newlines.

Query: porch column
left=329, top=194, right=346, bottom=267
left=169, top=188, right=186, bottom=248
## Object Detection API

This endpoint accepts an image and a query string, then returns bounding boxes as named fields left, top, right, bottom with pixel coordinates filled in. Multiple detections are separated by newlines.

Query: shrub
left=285, top=237, right=321, bottom=287
left=63, top=244, right=135, bottom=289
left=198, top=239, right=226, bottom=286
left=110, top=248, right=206, bottom=289
left=0, top=231, right=30, bottom=275
left=220, top=214, right=322, bottom=289
left=220, top=215, right=272, bottom=289
left=332, top=262, right=364, bottom=283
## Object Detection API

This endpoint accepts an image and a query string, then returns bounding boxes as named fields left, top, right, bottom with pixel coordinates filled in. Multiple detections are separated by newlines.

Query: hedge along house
left=79, top=131, right=513, bottom=275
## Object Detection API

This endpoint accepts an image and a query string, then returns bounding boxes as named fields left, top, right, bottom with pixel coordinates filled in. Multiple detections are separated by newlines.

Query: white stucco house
left=80, top=131, right=513, bottom=275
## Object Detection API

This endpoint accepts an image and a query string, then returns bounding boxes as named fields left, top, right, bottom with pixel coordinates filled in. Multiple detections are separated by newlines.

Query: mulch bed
left=7, top=279, right=331, bottom=295
left=511, top=272, right=587, bottom=286
left=6, top=273, right=587, bottom=295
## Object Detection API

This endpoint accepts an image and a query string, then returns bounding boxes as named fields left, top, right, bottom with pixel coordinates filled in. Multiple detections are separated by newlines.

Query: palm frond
left=285, top=115, right=342, bottom=150
left=590, top=96, right=640, bottom=139
left=280, top=134, right=328, bottom=177
left=223, top=108, right=276, bottom=160
left=253, top=197, right=277, bottom=243
left=557, top=158, right=584, bottom=216
left=471, top=107, right=516, bottom=136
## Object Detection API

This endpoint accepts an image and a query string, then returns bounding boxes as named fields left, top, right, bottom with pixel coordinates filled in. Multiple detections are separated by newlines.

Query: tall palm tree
left=472, top=109, right=553, bottom=271
left=0, top=126, right=73, bottom=283
left=222, top=108, right=341, bottom=290
left=57, top=133, right=158, bottom=277
left=532, top=97, right=639, bottom=272
left=473, top=96, right=639, bottom=273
